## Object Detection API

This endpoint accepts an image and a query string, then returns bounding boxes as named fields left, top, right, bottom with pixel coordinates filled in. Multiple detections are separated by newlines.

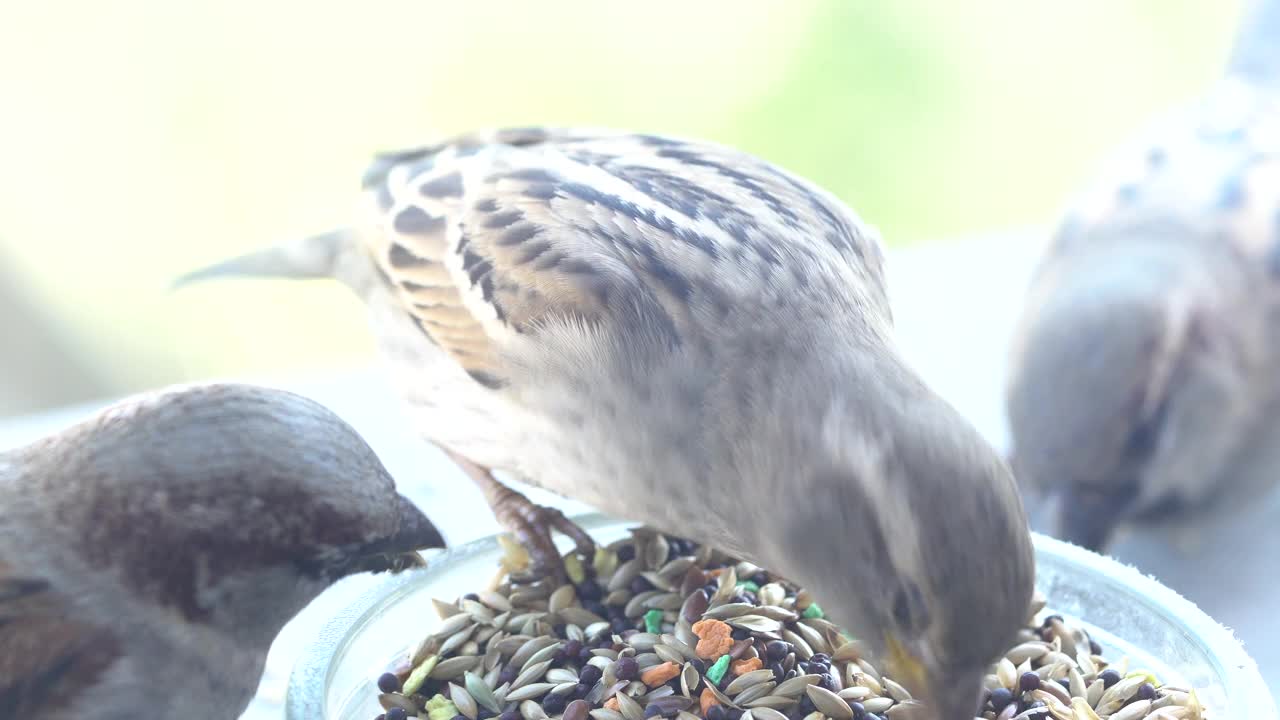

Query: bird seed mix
left=371, top=528, right=1207, bottom=720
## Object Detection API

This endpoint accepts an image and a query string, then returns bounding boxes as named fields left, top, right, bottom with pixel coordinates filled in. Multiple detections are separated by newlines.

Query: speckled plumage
left=0, top=384, right=444, bottom=720
left=1006, top=0, right=1280, bottom=551
left=185, top=127, right=1032, bottom=720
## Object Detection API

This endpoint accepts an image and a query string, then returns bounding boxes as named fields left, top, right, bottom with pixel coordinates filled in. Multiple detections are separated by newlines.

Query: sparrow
left=0, top=383, right=446, bottom=720
left=179, top=127, right=1034, bottom=719
left=1005, top=0, right=1280, bottom=552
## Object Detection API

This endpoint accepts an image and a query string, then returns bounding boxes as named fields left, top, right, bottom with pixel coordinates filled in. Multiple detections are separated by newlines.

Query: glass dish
left=285, top=514, right=1276, bottom=719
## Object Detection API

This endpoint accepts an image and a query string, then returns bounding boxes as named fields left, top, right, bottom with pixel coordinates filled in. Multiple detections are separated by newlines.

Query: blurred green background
left=0, top=0, right=1243, bottom=416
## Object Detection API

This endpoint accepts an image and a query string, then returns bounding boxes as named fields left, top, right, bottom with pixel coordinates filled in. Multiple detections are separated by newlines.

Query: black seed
left=629, top=576, right=654, bottom=594
left=706, top=705, right=728, bottom=720
left=818, top=672, right=836, bottom=691
left=578, top=647, right=594, bottom=663
left=847, top=701, right=865, bottom=719
left=573, top=682, right=591, bottom=698
left=1090, top=639, right=1103, bottom=655
left=386, top=710, right=408, bottom=720
left=615, top=656, right=640, bottom=681
left=726, top=709, right=744, bottom=720
left=1138, top=682, right=1157, bottom=701
left=617, top=545, right=636, bottom=563
left=1100, top=669, right=1122, bottom=688
left=500, top=712, right=521, bottom=720
left=765, top=641, right=789, bottom=664
left=798, top=696, right=816, bottom=715
left=690, top=658, right=706, bottom=674
left=643, top=703, right=664, bottom=718
left=498, top=665, right=518, bottom=686
left=770, top=662, right=785, bottom=682
left=809, top=653, right=831, bottom=665
left=577, top=580, right=603, bottom=602
left=561, top=640, right=583, bottom=662
left=1020, top=671, right=1041, bottom=693
left=750, top=572, right=769, bottom=586
left=1041, top=615, right=1063, bottom=628
left=989, top=688, right=1014, bottom=711
left=1056, top=678, right=1070, bottom=692
left=579, top=664, right=603, bottom=684
left=376, top=672, right=401, bottom=693
left=730, top=628, right=750, bottom=641
left=541, top=692, right=568, bottom=715
left=610, top=617, right=632, bottom=633
left=476, top=711, right=494, bottom=720
left=463, top=593, right=479, bottom=602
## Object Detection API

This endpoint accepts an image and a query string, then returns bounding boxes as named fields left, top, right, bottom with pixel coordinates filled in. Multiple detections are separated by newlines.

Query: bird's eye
left=891, top=580, right=929, bottom=635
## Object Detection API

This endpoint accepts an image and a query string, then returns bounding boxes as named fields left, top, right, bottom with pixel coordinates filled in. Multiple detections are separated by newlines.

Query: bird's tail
left=171, top=228, right=356, bottom=291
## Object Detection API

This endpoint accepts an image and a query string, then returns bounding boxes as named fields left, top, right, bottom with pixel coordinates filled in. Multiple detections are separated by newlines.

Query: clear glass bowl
left=285, top=514, right=1276, bottom=719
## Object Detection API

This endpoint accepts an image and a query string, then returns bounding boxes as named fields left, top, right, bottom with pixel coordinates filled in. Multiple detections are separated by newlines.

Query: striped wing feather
left=358, top=127, right=888, bottom=388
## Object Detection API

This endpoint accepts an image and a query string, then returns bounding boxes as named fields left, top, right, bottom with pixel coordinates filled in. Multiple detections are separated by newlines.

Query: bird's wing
left=0, top=560, right=122, bottom=719
left=355, top=127, right=889, bottom=388
left=1049, top=78, right=1280, bottom=267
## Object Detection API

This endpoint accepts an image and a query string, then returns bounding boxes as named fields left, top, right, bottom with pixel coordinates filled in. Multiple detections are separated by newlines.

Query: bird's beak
left=353, top=496, right=447, bottom=574
left=884, top=633, right=982, bottom=720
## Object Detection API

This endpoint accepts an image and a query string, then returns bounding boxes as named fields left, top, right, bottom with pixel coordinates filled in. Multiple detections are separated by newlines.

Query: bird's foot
left=441, top=447, right=594, bottom=580
left=491, top=490, right=595, bottom=580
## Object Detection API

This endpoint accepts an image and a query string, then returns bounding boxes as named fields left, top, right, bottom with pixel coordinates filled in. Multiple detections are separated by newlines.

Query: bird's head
left=1005, top=234, right=1258, bottom=551
left=750, top=349, right=1035, bottom=720
left=20, top=383, right=445, bottom=649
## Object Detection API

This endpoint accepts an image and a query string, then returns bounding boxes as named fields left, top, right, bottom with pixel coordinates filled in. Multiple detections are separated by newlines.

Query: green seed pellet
left=706, top=655, right=731, bottom=684
left=644, top=608, right=664, bottom=633
left=802, top=603, right=824, bottom=619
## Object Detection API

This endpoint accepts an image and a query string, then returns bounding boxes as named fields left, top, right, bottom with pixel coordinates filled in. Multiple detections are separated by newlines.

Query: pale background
left=4, top=0, right=1276, bottom=713
left=0, top=0, right=1244, bottom=415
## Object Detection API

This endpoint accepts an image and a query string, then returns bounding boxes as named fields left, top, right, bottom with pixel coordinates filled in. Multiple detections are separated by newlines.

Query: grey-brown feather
left=180, top=127, right=1031, bottom=717
left=0, top=384, right=442, bottom=720
left=1007, top=34, right=1280, bottom=548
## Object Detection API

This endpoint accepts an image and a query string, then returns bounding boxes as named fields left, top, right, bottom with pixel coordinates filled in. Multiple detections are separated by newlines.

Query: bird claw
left=493, top=494, right=595, bottom=581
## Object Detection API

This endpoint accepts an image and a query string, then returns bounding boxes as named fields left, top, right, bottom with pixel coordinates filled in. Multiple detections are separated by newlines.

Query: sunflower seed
left=521, top=700, right=548, bottom=720
left=748, top=707, right=789, bottom=720
left=734, top=682, right=777, bottom=705
left=743, top=696, right=795, bottom=710
left=680, top=662, right=700, bottom=696
left=837, top=687, right=871, bottom=701
left=791, top=622, right=828, bottom=654
left=645, top=535, right=669, bottom=569
left=441, top=624, right=479, bottom=656
left=804, top=684, right=854, bottom=720
left=882, top=677, right=912, bottom=702
left=547, top=668, right=580, bottom=684
left=435, top=613, right=475, bottom=638
left=726, top=669, right=777, bottom=695
left=506, top=682, right=558, bottom=702
left=511, top=660, right=554, bottom=691
left=510, top=636, right=557, bottom=669
left=449, top=683, right=479, bottom=720
left=885, top=701, right=925, bottom=720
left=615, top=690, right=645, bottom=720
left=655, top=643, right=686, bottom=665
left=378, top=693, right=420, bottom=713
left=862, top=697, right=894, bottom=714
left=609, top=559, right=642, bottom=592
left=432, top=655, right=481, bottom=680
left=523, top=643, right=563, bottom=672
left=591, top=711, right=626, bottom=720
left=757, top=583, right=785, bottom=607
left=781, top=629, right=813, bottom=660
left=549, top=584, right=578, bottom=613
left=465, top=671, right=502, bottom=713
left=703, top=603, right=756, bottom=620
left=774, top=674, right=823, bottom=697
